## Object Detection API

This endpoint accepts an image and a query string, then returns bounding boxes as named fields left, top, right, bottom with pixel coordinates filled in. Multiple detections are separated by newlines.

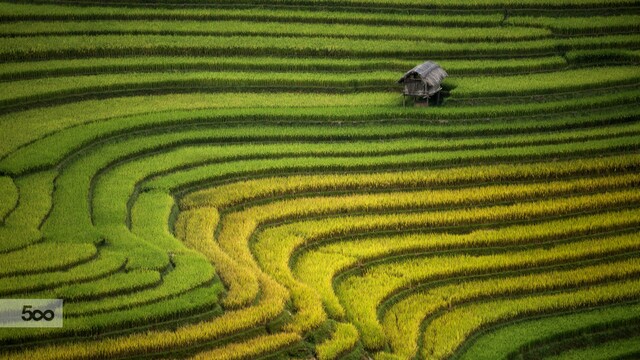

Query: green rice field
left=0, top=0, right=639, bottom=359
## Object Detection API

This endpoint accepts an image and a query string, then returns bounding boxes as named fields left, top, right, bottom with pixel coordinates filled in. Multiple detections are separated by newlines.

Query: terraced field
left=0, top=0, right=639, bottom=359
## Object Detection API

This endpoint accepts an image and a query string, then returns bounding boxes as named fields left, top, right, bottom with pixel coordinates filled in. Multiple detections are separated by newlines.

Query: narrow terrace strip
left=83, top=132, right=640, bottom=232
left=2, top=89, right=638, bottom=165
left=49, top=114, right=640, bottom=260
left=4, top=102, right=639, bottom=175
left=542, top=334, right=640, bottom=360
left=172, top=166, right=640, bottom=312
left=337, top=234, right=640, bottom=350
left=0, top=177, right=17, bottom=220
left=10, top=0, right=640, bottom=12
left=0, top=242, right=97, bottom=277
left=507, top=323, right=640, bottom=360
left=0, top=3, right=504, bottom=27
left=0, top=71, right=400, bottom=112
left=171, top=157, right=639, bottom=301
left=1, top=67, right=637, bottom=113
left=29, top=269, right=163, bottom=302
left=455, top=301, right=640, bottom=360
left=137, top=136, right=640, bottom=194
left=179, top=154, right=640, bottom=210
left=1, top=34, right=637, bottom=62
left=0, top=21, right=551, bottom=42
left=1, top=274, right=288, bottom=360
left=507, top=15, right=640, bottom=35
left=0, top=250, right=127, bottom=297
left=219, top=185, right=639, bottom=326
left=293, top=209, right=640, bottom=319
left=419, top=277, right=640, bottom=360
left=447, top=66, right=640, bottom=98
left=35, top=127, right=635, bottom=233
left=274, top=206, right=640, bottom=318
left=0, top=282, right=223, bottom=347
left=380, top=255, right=640, bottom=359
left=0, top=56, right=568, bottom=82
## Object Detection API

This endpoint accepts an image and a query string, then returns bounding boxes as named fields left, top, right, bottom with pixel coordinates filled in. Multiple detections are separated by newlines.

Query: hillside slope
left=0, top=1, right=639, bottom=359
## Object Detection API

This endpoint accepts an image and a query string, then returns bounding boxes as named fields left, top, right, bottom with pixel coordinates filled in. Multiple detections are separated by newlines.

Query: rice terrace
left=1, top=0, right=640, bottom=359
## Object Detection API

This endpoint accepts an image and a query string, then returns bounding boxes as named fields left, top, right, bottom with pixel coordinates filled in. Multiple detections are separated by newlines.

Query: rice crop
left=0, top=0, right=637, bottom=359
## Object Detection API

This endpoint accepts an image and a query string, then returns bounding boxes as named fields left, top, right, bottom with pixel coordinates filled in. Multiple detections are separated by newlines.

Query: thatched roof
left=397, top=61, right=448, bottom=89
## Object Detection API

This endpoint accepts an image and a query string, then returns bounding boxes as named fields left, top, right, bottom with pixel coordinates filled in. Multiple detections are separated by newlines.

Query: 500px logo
left=21, top=305, right=56, bottom=322
left=0, top=299, right=63, bottom=328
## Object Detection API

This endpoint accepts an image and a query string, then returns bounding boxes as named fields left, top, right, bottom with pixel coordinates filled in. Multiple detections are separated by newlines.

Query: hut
left=398, top=61, right=447, bottom=107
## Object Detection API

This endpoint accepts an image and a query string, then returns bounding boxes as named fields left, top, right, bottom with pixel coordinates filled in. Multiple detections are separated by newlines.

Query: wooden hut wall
left=404, top=81, right=427, bottom=96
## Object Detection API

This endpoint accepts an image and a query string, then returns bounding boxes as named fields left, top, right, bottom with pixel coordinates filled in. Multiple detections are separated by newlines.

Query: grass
left=0, top=71, right=401, bottom=109
left=315, top=322, right=360, bottom=360
left=3, top=104, right=638, bottom=175
left=0, top=0, right=638, bottom=359
left=31, top=269, right=162, bottom=301
left=339, top=232, right=640, bottom=350
left=422, top=277, right=640, bottom=360
left=448, top=66, right=640, bottom=98
left=295, top=208, right=640, bottom=321
left=0, top=243, right=97, bottom=277
left=1, top=34, right=638, bottom=62
left=382, top=258, right=640, bottom=359
left=0, top=3, right=503, bottom=26
left=508, top=15, right=640, bottom=34
left=457, top=302, right=640, bottom=360
left=543, top=335, right=640, bottom=360
left=0, top=56, right=567, bottom=82
left=0, top=176, right=17, bottom=221
left=0, top=250, right=126, bottom=296
left=0, top=21, right=551, bottom=42
left=10, top=64, right=636, bottom=110
left=142, top=135, right=640, bottom=192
